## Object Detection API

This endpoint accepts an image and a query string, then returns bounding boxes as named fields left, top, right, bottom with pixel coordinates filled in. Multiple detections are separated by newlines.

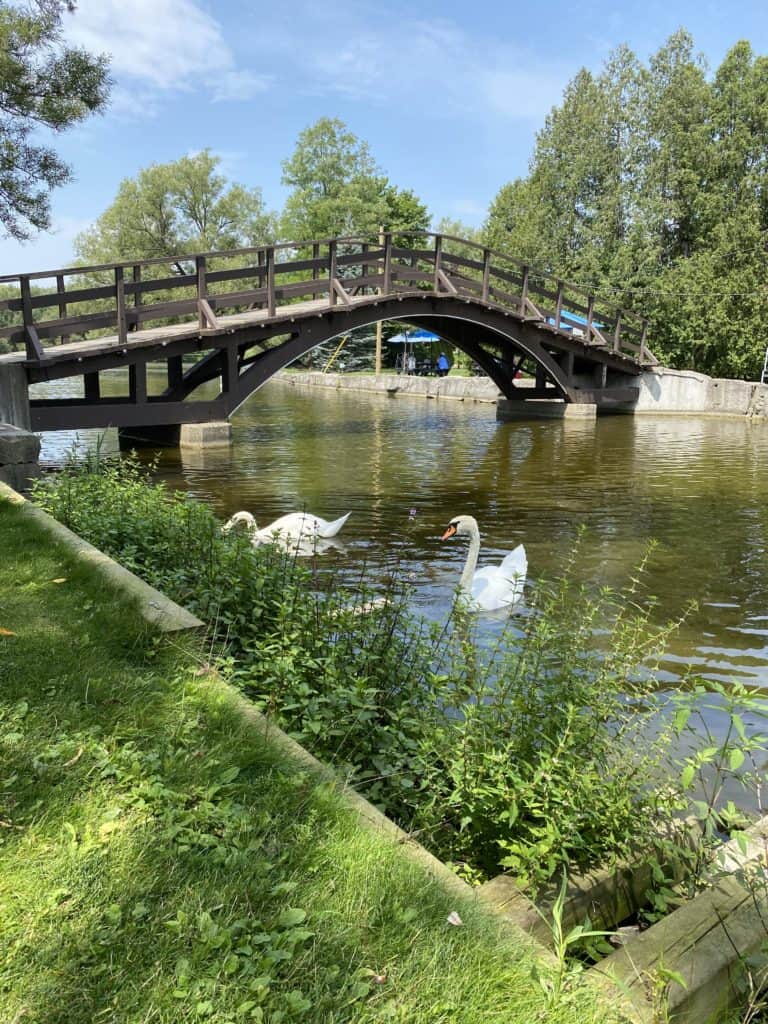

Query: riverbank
left=0, top=493, right=613, bottom=1024
left=276, top=367, right=768, bottom=418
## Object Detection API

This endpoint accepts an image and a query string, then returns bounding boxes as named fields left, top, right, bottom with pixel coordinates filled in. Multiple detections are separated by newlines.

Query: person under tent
left=436, top=351, right=450, bottom=377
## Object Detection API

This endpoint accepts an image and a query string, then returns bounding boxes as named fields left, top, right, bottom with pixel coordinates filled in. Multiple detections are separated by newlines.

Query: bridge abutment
left=0, top=365, right=31, bottom=430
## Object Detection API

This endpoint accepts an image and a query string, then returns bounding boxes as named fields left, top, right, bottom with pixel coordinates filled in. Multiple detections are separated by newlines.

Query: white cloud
left=211, top=70, right=272, bottom=103
left=266, top=10, right=568, bottom=121
left=65, top=0, right=267, bottom=103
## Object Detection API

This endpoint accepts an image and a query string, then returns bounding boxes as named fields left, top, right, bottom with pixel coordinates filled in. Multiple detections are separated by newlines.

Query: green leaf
left=277, top=907, right=307, bottom=928
left=729, top=748, right=745, bottom=771
left=680, top=764, right=695, bottom=789
left=673, top=707, right=691, bottom=733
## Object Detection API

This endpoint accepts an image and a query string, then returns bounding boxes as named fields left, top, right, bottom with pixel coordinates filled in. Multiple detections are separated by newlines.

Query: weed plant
left=30, top=453, right=768, bottom=895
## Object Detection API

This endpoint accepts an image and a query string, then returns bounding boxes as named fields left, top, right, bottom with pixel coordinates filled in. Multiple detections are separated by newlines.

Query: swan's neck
left=459, top=521, right=480, bottom=596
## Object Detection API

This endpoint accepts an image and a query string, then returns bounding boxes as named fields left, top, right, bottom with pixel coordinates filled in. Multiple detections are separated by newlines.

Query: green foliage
left=30, top=460, right=766, bottom=895
left=484, top=31, right=768, bottom=380
left=280, top=117, right=430, bottom=241
left=0, top=0, right=110, bottom=239
left=75, top=150, right=277, bottom=263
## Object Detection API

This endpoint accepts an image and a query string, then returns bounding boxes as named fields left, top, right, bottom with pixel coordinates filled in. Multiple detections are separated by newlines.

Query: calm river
left=35, top=373, right=768, bottom=692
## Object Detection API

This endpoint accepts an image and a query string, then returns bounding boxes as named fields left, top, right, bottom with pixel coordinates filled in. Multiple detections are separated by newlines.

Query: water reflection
left=34, top=373, right=768, bottom=689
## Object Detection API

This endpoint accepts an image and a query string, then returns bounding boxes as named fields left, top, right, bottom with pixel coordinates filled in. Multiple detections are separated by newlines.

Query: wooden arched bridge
left=0, top=232, right=655, bottom=434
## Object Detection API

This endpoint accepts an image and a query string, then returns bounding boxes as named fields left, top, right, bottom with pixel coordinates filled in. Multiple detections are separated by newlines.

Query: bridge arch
left=170, top=295, right=577, bottom=416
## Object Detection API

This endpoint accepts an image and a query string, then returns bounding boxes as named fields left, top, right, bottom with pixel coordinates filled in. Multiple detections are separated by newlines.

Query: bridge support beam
left=497, top=399, right=597, bottom=421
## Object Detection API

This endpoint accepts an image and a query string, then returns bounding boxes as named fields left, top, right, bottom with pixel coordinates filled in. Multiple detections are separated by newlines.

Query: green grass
left=0, top=498, right=616, bottom=1023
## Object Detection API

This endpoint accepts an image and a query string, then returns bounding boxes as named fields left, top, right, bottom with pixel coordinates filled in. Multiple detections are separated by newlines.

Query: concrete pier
left=179, top=421, right=232, bottom=448
left=496, top=399, right=597, bottom=421
left=0, top=422, right=41, bottom=491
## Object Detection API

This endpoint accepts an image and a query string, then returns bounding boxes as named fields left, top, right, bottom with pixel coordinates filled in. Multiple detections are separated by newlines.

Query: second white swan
left=223, top=509, right=351, bottom=544
left=440, top=514, right=526, bottom=611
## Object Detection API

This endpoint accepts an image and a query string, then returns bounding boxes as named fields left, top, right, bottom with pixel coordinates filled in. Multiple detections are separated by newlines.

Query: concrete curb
left=0, top=480, right=204, bottom=634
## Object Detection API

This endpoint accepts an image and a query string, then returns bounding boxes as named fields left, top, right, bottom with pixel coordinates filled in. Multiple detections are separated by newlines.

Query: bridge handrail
left=0, top=232, right=652, bottom=365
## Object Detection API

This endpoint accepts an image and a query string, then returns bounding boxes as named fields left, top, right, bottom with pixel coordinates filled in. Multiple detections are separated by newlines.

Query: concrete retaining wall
left=635, top=367, right=768, bottom=417
left=278, top=368, right=768, bottom=419
left=0, top=422, right=41, bottom=491
left=276, top=371, right=501, bottom=403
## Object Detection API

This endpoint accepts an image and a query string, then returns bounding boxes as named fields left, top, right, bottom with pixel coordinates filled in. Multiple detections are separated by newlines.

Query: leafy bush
left=30, top=455, right=767, bottom=892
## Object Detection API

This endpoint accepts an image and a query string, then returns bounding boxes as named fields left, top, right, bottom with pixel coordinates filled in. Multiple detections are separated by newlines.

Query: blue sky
left=3, top=0, right=768, bottom=273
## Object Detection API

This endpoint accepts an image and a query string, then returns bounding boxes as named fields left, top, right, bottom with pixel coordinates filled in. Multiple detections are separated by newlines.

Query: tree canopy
left=0, top=0, right=110, bottom=240
left=280, top=117, right=429, bottom=240
left=484, top=32, right=768, bottom=380
left=75, top=150, right=277, bottom=263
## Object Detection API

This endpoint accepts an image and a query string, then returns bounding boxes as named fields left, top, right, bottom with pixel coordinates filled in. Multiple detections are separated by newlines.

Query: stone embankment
left=276, top=370, right=501, bottom=403
left=635, top=366, right=768, bottom=417
left=278, top=368, right=768, bottom=419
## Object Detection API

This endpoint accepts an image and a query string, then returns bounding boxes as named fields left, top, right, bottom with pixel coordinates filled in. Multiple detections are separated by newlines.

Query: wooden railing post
left=613, top=311, right=622, bottom=353
left=519, top=266, right=529, bottom=316
left=382, top=232, right=392, bottom=294
left=311, top=242, right=320, bottom=295
left=115, top=266, right=127, bottom=345
left=56, top=273, right=70, bottom=343
left=555, top=281, right=564, bottom=329
left=586, top=294, right=595, bottom=342
left=132, top=264, right=142, bottom=331
left=433, top=234, right=443, bottom=293
left=266, top=247, right=275, bottom=317
left=196, top=255, right=207, bottom=329
left=481, top=248, right=491, bottom=302
left=328, top=239, right=337, bottom=306
left=639, top=320, right=648, bottom=362
left=361, top=242, right=369, bottom=294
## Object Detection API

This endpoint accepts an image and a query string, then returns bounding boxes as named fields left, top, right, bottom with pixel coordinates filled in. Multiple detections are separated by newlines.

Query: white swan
left=223, top=509, right=351, bottom=544
left=440, top=514, right=526, bottom=611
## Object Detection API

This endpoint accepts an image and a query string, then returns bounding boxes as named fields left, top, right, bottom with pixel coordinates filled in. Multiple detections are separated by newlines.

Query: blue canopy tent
left=387, top=328, right=441, bottom=374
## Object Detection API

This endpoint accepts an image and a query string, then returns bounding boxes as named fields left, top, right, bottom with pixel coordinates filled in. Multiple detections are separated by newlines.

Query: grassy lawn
left=0, top=497, right=616, bottom=1023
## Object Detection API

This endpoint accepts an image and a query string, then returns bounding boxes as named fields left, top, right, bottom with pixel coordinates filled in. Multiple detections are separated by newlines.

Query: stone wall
left=276, top=371, right=501, bottom=403
left=634, top=367, right=768, bottom=417
left=0, top=423, right=41, bottom=491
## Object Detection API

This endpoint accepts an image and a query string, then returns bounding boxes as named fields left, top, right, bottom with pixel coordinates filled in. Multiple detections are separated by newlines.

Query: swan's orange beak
left=440, top=524, right=457, bottom=540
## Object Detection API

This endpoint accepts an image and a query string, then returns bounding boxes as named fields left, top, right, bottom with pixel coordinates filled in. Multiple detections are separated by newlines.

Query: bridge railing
left=0, top=233, right=652, bottom=365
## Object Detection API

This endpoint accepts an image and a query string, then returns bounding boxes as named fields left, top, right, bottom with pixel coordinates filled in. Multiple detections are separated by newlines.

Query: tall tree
left=484, top=31, right=768, bottom=379
left=0, top=0, right=110, bottom=239
left=280, top=118, right=429, bottom=240
left=75, top=150, right=277, bottom=263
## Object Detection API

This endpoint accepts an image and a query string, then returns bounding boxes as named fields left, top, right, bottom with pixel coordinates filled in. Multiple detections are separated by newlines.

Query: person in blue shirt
left=436, top=351, right=450, bottom=377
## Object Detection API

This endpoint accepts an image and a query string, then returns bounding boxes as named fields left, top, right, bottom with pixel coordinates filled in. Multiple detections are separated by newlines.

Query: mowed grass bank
left=0, top=499, right=616, bottom=1024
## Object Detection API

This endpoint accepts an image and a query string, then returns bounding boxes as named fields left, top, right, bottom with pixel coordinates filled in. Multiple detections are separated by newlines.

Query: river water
left=35, top=373, right=768, bottom=692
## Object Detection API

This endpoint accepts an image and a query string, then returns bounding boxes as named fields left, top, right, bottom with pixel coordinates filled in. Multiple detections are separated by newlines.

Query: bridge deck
left=0, top=295, right=375, bottom=368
